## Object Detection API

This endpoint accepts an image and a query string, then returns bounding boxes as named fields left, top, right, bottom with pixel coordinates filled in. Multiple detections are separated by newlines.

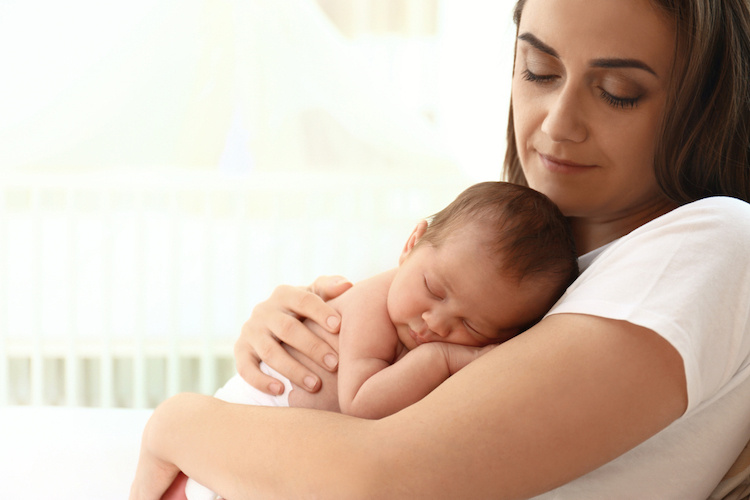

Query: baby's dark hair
left=419, top=182, right=578, bottom=301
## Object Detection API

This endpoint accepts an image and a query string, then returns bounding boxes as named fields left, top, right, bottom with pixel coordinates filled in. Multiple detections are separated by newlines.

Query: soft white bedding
left=0, top=406, right=153, bottom=499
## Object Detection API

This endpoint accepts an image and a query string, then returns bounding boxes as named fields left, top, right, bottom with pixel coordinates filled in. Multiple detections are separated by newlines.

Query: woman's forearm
left=137, top=314, right=686, bottom=500
left=142, top=393, right=385, bottom=500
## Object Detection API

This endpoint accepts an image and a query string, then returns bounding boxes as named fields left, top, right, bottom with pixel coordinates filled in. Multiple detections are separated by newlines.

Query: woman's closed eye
left=521, top=68, right=558, bottom=84
left=523, top=67, right=642, bottom=110
left=597, top=76, right=644, bottom=109
left=598, top=89, right=640, bottom=109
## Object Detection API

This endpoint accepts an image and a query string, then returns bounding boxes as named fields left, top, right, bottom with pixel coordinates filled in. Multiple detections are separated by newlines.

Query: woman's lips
left=539, top=153, right=598, bottom=173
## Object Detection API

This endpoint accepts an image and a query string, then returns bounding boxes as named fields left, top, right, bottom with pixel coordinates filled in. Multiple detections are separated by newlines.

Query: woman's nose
left=541, top=83, right=588, bottom=143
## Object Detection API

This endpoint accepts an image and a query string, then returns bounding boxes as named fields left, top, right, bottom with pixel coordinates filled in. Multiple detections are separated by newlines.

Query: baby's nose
left=423, top=310, right=451, bottom=338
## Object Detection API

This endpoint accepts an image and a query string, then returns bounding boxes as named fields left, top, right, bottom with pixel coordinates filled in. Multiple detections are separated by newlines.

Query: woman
left=131, top=0, right=750, bottom=498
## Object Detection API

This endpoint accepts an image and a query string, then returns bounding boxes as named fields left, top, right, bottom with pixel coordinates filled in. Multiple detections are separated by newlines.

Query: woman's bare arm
left=133, top=313, right=686, bottom=500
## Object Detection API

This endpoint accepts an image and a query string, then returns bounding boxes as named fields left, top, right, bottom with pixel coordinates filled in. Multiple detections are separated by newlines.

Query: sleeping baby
left=180, top=181, right=579, bottom=500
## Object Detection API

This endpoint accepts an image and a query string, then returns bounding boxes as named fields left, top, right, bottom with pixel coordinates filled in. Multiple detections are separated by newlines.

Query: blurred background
left=0, top=0, right=517, bottom=408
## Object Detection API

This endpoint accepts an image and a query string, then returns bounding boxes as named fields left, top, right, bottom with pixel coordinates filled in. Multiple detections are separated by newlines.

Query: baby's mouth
left=408, top=327, right=425, bottom=346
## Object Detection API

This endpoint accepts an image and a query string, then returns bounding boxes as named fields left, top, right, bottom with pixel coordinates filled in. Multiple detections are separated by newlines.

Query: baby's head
left=421, top=181, right=578, bottom=296
left=388, top=182, right=578, bottom=349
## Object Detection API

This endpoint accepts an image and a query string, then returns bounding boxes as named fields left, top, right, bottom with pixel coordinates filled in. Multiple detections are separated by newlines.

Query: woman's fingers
left=287, top=285, right=343, bottom=334
left=233, top=289, right=336, bottom=393
left=309, top=275, right=353, bottom=303
left=274, top=312, right=340, bottom=370
left=233, top=332, right=317, bottom=395
left=233, top=336, right=278, bottom=395
left=234, top=278, right=351, bottom=394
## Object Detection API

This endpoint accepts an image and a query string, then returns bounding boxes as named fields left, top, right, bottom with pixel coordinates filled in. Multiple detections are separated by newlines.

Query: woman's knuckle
left=296, top=292, right=318, bottom=313
left=276, top=315, right=298, bottom=339
left=233, top=338, right=244, bottom=356
left=235, top=361, right=256, bottom=380
left=305, top=338, right=326, bottom=358
left=255, top=340, right=276, bottom=361
left=249, top=299, right=270, bottom=319
left=272, top=284, right=293, bottom=299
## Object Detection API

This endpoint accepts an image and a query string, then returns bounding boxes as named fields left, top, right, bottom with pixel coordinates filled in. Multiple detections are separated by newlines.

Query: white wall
left=0, top=0, right=520, bottom=407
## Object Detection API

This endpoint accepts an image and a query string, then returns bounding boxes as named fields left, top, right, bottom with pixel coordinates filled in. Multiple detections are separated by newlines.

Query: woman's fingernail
left=324, top=353, right=338, bottom=369
left=326, top=316, right=340, bottom=329
left=269, top=382, right=284, bottom=395
left=304, top=376, right=318, bottom=390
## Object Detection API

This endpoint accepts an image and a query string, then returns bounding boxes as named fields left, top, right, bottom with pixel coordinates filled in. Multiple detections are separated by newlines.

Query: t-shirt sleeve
left=547, top=197, right=750, bottom=414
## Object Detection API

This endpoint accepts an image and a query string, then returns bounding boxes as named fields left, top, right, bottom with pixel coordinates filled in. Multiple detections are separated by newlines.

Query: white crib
left=0, top=171, right=464, bottom=409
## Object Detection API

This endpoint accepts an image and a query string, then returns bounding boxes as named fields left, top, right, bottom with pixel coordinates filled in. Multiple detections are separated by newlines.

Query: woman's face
left=512, top=0, right=677, bottom=225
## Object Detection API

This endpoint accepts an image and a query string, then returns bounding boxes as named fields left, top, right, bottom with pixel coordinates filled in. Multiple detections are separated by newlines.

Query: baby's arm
left=342, top=340, right=493, bottom=419
left=337, top=271, right=493, bottom=419
left=336, top=270, right=402, bottom=418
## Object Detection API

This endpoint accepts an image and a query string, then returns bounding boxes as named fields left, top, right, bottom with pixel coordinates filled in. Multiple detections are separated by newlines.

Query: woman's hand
left=235, top=275, right=352, bottom=395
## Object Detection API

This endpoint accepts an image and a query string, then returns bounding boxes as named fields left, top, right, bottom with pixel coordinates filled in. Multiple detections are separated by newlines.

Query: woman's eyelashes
left=598, top=88, right=640, bottom=109
left=521, top=68, right=557, bottom=84
left=521, top=68, right=642, bottom=109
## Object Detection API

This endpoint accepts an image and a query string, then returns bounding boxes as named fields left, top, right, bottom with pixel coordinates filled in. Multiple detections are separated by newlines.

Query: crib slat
left=167, top=191, right=181, bottom=399
left=0, top=337, right=6, bottom=407
left=200, top=191, right=216, bottom=397
left=0, top=188, right=7, bottom=406
left=234, top=194, right=249, bottom=350
left=133, top=190, right=147, bottom=409
left=30, top=188, right=44, bottom=406
left=65, top=190, right=80, bottom=407
left=100, top=190, right=115, bottom=408
left=2, top=173, right=465, bottom=409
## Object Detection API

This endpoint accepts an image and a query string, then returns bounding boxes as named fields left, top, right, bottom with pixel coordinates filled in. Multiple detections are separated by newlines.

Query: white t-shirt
left=532, top=196, right=750, bottom=500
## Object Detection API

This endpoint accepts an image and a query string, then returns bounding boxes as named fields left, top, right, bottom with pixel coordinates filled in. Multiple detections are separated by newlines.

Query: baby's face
left=387, top=225, right=549, bottom=350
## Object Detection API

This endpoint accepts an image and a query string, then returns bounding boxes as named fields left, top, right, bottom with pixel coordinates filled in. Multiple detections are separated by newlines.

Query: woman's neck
left=569, top=198, right=679, bottom=256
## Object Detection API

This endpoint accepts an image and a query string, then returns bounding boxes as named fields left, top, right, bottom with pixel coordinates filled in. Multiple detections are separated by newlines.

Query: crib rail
left=0, top=171, right=464, bottom=408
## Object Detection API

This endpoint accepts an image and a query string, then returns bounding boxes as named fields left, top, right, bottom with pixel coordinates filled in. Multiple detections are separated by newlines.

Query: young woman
left=131, top=1, right=750, bottom=498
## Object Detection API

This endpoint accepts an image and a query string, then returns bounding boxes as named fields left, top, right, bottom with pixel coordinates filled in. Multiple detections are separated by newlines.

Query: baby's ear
left=399, top=220, right=429, bottom=265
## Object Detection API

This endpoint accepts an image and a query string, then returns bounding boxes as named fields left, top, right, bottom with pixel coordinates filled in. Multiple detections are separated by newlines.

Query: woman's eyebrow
left=518, top=32, right=658, bottom=78
left=518, top=32, right=559, bottom=58
left=591, top=58, right=658, bottom=77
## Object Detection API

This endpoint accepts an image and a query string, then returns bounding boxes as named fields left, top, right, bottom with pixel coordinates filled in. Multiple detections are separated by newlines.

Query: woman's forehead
left=518, top=0, right=675, bottom=76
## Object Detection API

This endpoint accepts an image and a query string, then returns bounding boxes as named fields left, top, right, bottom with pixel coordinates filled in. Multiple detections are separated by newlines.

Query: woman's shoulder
left=677, top=195, right=750, bottom=213
left=660, top=196, right=750, bottom=225
left=580, top=196, right=750, bottom=277
left=559, top=197, right=750, bottom=410
left=628, top=196, right=750, bottom=247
